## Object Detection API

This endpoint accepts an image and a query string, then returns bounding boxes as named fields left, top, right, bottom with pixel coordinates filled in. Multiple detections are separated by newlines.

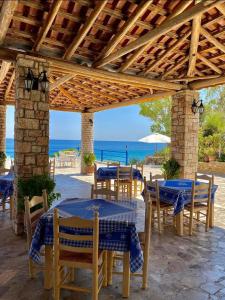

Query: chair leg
left=206, top=208, right=210, bottom=232
left=92, top=266, right=98, bottom=300
left=163, top=210, right=166, bottom=225
left=28, top=258, right=35, bottom=278
left=156, top=207, right=161, bottom=234
left=54, top=267, right=60, bottom=300
left=189, top=209, right=194, bottom=236
left=103, top=251, right=108, bottom=287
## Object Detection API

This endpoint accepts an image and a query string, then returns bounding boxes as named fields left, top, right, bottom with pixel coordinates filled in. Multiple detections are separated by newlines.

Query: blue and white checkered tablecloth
left=0, top=172, right=14, bottom=200
left=144, top=179, right=218, bottom=215
left=29, top=198, right=143, bottom=273
left=97, top=167, right=143, bottom=181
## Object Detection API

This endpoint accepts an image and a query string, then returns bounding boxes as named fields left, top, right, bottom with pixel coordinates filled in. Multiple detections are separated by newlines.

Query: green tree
left=139, top=97, right=171, bottom=136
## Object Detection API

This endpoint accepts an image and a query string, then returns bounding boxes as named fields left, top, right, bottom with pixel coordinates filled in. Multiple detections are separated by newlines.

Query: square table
left=96, top=166, right=143, bottom=196
left=145, top=179, right=218, bottom=236
left=29, top=198, right=143, bottom=297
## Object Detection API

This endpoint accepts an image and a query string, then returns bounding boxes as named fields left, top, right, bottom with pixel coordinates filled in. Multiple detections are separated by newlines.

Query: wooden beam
left=197, top=53, right=222, bottom=74
left=4, top=69, right=15, bottom=100
left=33, top=0, right=63, bottom=51
left=144, top=31, right=191, bottom=74
left=200, top=27, right=225, bottom=54
left=49, top=74, right=74, bottom=91
left=187, top=14, right=201, bottom=76
left=0, top=46, right=184, bottom=91
left=162, top=57, right=189, bottom=79
left=0, top=0, right=18, bottom=45
left=0, top=61, right=11, bottom=85
left=95, top=0, right=220, bottom=68
left=88, top=91, right=175, bottom=112
left=189, top=75, right=225, bottom=90
left=94, top=0, right=152, bottom=64
left=58, top=86, right=83, bottom=108
left=215, top=2, right=225, bottom=16
left=169, top=74, right=220, bottom=82
left=63, top=1, right=107, bottom=60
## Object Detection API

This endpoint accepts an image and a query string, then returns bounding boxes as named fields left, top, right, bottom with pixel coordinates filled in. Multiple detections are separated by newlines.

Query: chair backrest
left=54, top=208, right=99, bottom=269
left=117, top=166, right=132, bottom=181
left=24, top=190, right=48, bottom=246
left=150, top=172, right=164, bottom=182
left=49, top=159, right=55, bottom=180
left=191, top=181, right=212, bottom=206
left=195, top=172, right=214, bottom=185
left=135, top=163, right=144, bottom=175
left=0, top=168, right=10, bottom=175
left=145, top=179, right=160, bottom=205
left=91, top=184, right=118, bottom=200
left=107, top=162, right=120, bottom=167
left=143, top=199, right=152, bottom=257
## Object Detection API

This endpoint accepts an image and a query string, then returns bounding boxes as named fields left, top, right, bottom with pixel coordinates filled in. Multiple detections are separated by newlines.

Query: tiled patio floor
left=0, top=166, right=225, bottom=300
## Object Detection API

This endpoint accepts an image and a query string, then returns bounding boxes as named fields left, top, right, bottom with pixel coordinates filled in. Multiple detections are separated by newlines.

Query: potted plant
left=0, top=151, right=6, bottom=168
left=83, top=152, right=96, bottom=174
left=204, top=147, right=216, bottom=162
left=162, top=158, right=180, bottom=179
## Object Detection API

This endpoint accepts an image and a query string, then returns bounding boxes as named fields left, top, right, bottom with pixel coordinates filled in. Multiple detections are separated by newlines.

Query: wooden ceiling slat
left=49, top=74, right=75, bottom=91
left=4, top=69, right=15, bottom=100
left=197, top=53, right=222, bottom=74
left=0, top=0, right=18, bottom=45
left=200, top=26, right=225, bottom=53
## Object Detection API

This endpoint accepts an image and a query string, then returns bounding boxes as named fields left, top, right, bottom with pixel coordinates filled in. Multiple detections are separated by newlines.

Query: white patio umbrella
left=138, top=133, right=171, bottom=153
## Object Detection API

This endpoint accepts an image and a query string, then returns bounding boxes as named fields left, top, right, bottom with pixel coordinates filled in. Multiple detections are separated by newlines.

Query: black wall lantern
left=191, top=99, right=204, bottom=115
left=24, top=68, right=49, bottom=93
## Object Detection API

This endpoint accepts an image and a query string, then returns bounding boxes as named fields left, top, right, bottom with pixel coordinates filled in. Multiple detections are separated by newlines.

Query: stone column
left=0, top=104, right=6, bottom=153
left=14, top=55, right=49, bottom=234
left=81, top=112, right=94, bottom=174
left=171, top=90, right=199, bottom=179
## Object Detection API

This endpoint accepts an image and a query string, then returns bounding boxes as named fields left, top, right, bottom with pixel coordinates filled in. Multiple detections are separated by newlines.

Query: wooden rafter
left=0, top=61, right=11, bottom=85
left=49, top=74, right=75, bottom=91
left=200, top=27, right=225, bottom=54
left=197, top=53, right=222, bottom=74
left=4, top=69, right=15, bottom=100
left=0, top=0, right=18, bottom=45
left=63, top=1, right=107, bottom=60
left=169, top=75, right=220, bottom=82
left=88, top=91, right=175, bottom=112
left=58, top=86, right=83, bottom=109
left=162, top=57, right=189, bottom=79
left=187, top=14, right=201, bottom=77
left=33, top=0, right=63, bottom=51
left=215, top=2, right=225, bottom=15
left=94, top=0, right=152, bottom=65
left=143, top=32, right=191, bottom=75
left=97, top=0, right=219, bottom=69
left=190, top=75, right=225, bottom=90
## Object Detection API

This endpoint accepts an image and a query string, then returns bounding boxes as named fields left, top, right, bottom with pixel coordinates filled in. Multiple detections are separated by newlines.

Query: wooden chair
left=94, top=163, right=108, bottom=189
left=24, top=190, right=48, bottom=278
left=144, top=177, right=174, bottom=234
left=184, top=181, right=212, bottom=236
left=115, top=166, right=133, bottom=199
left=0, top=168, right=14, bottom=219
left=195, top=172, right=214, bottom=185
left=49, top=158, right=55, bottom=180
left=111, top=198, right=152, bottom=291
left=107, top=162, right=120, bottom=167
left=53, top=209, right=106, bottom=300
left=133, top=163, right=144, bottom=195
left=91, top=184, right=118, bottom=200
left=150, top=172, right=164, bottom=182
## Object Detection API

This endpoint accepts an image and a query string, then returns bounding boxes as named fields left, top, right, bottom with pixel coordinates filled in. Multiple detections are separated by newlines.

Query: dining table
left=96, top=166, right=143, bottom=196
left=144, top=179, right=218, bottom=236
left=29, top=197, right=143, bottom=297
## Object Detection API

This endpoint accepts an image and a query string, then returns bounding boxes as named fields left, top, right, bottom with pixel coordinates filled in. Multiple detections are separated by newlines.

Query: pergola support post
left=171, top=90, right=199, bottom=179
left=0, top=104, right=6, bottom=153
left=81, top=112, right=94, bottom=174
left=14, top=55, right=50, bottom=234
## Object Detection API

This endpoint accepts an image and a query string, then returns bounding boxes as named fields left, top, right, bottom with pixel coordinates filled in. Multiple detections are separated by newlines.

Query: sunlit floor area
left=0, top=166, right=225, bottom=300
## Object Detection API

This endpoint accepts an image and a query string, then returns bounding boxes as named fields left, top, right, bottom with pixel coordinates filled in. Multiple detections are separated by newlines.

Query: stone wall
left=81, top=112, right=94, bottom=174
left=198, top=162, right=225, bottom=176
left=171, top=90, right=199, bottom=179
left=14, top=55, right=49, bottom=234
left=0, top=104, right=6, bottom=152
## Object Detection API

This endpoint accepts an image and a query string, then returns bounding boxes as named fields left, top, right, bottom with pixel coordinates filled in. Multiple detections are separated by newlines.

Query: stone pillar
left=171, top=90, right=199, bottom=179
left=0, top=104, right=6, bottom=153
left=81, top=112, right=94, bottom=174
left=14, top=55, right=49, bottom=234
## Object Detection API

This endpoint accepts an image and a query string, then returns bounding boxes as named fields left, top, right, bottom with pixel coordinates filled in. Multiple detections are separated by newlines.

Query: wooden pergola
left=0, top=0, right=224, bottom=112
left=0, top=0, right=224, bottom=235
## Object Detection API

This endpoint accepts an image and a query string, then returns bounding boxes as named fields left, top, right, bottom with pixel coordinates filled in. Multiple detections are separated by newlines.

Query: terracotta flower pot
left=85, top=165, right=95, bottom=174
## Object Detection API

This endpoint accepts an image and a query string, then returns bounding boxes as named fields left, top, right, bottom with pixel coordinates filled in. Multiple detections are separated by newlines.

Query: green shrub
left=162, top=158, right=180, bottom=179
left=83, top=153, right=96, bottom=166
left=17, top=174, right=60, bottom=211
left=0, top=151, right=6, bottom=167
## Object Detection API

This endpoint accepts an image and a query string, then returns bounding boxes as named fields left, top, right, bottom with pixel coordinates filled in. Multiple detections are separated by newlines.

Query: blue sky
left=6, top=105, right=150, bottom=141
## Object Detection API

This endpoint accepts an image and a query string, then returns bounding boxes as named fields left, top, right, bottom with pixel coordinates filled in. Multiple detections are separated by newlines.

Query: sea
left=6, top=138, right=167, bottom=164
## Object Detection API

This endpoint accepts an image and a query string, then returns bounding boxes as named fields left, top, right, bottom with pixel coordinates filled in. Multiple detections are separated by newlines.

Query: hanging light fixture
left=191, top=99, right=204, bottom=115
left=24, top=69, right=49, bottom=93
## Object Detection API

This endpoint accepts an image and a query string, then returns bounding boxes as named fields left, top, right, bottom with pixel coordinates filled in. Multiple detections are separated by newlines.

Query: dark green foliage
left=0, top=151, right=6, bottom=167
left=17, top=174, right=60, bottom=211
left=162, top=158, right=180, bottom=179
